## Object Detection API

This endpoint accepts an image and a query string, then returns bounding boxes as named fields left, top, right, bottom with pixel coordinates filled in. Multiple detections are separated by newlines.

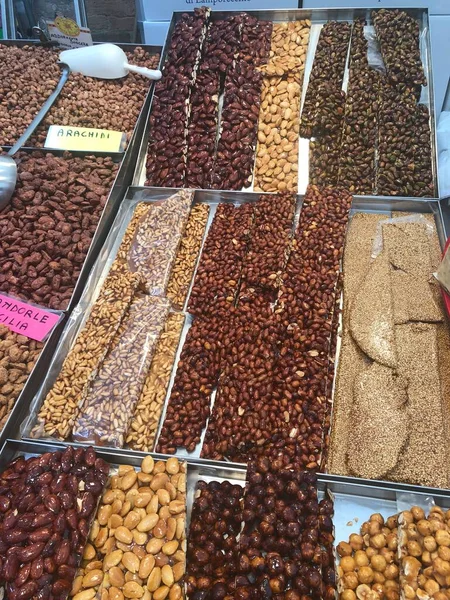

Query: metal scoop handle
left=8, top=63, right=70, bottom=156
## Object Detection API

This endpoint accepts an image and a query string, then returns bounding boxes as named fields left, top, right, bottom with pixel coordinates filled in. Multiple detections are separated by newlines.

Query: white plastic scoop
left=60, top=43, right=162, bottom=80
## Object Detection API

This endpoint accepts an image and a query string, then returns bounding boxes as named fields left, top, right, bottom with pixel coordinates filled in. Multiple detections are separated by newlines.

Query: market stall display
left=0, top=44, right=160, bottom=148
left=0, top=6, right=448, bottom=600
left=137, top=8, right=436, bottom=198
left=2, top=441, right=449, bottom=600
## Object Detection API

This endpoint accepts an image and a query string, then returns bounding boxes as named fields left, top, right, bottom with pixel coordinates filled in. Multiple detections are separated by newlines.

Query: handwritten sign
left=45, top=125, right=126, bottom=153
left=0, top=295, right=61, bottom=341
left=47, top=18, right=93, bottom=50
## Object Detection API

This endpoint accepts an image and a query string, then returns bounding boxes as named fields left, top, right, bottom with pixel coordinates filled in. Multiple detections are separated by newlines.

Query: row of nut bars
left=304, top=14, right=434, bottom=196
left=340, top=16, right=433, bottom=197
left=253, top=20, right=311, bottom=193
left=156, top=185, right=353, bottom=471
left=32, top=194, right=211, bottom=453
left=145, top=8, right=273, bottom=190
left=186, top=461, right=336, bottom=599
left=300, top=21, right=351, bottom=187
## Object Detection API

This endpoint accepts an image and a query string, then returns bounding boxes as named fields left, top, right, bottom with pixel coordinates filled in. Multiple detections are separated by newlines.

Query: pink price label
left=0, top=294, right=60, bottom=341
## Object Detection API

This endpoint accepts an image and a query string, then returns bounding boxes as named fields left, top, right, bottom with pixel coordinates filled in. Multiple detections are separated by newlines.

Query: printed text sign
left=0, top=294, right=61, bottom=341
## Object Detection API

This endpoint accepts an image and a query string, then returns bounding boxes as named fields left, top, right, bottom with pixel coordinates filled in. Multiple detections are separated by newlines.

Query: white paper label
left=47, top=18, right=93, bottom=49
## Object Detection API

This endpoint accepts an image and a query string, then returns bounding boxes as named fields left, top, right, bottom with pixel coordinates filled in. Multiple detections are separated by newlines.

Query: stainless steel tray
left=0, top=147, right=129, bottom=315
left=3, top=439, right=450, bottom=547
left=15, top=188, right=448, bottom=482
left=132, top=8, right=439, bottom=200
left=0, top=40, right=162, bottom=157
left=0, top=43, right=162, bottom=314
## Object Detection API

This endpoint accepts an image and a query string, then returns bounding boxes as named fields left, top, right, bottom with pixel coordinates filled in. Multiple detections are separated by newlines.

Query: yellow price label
left=45, top=125, right=126, bottom=153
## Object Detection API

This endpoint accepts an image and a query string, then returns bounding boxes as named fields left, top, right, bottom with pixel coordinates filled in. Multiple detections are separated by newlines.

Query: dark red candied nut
left=54, top=539, right=70, bottom=566
left=3, top=553, right=20, bottom=581
left=78, top=518, right=90, bottom=540
left=43, top=493, right=61, bottom=514
left=43, top=557, right=56, bottom=574
left=51, top=578, right=71, bottom=596
left=42, top=533, right=60, bottom=558
left=36, top=472, right=53, bottom=487
left=78, top=492, right=95, bottom=518
left=94, top=457, right=109, bottom=476
left=9, top=580, right=38, bottom=600
left=30, top=557, right=44, bottom=580
left=50, top=474, right=67, bottom=494
left=14, top=562, right=31, bottom=588
left=17, top=542, right=45, bottom=563
left=29, top=526, right=52, bottom=543
left=0, top=495, right=11, bottom=512
left=32, top=510, right=53, bottom=528
left=54, top=511, right=67, bottom=535
left=84, top=472, right=103, bottom=495
left=59, top=491, right=74, bottom=510
left=3, top=529, right=29, bottom=544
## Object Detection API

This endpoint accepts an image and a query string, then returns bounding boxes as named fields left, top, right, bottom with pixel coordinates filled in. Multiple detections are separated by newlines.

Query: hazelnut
left=358, top=566, right=374, bottom=584
left=411, top=507, right=426, bottom=521
left=355, top=584, right=378, bottom=600
left=433, top=557, right=450, bottom=576
left=386, top=532, right=398, bottom=551
left=431, top=520, right=447, bottom=533
left=439, top=546, right=450, bottom=562
left=402, top=557, right=420, bottom=581
left=424, top=579, right=440, bottom=595
left=371, top=582, right=384, bottom=597
left=424, top=536, right=438, bottom=552
left=372, top=571, right=385, bottom=585
left=370, top=555, right=387, bottom=573
left=407, top=540, right=423, bottom=557
left=436, top=530, right=450, bottom=547
left=416, top=520, right=432, bottom=537
left=341, top=591, right=357, bottom=600
left=384, top=564, right=399, bottom=580
left=341, top=556, right=356, bottom=572
left=350, top=534, right=364, bottom=551
left=338, top=541, right=353, bottom=557
left=386, top=516, right=398, bottom=530
left=368, top=522, right=381, bottom=537
left=402, top=511, right=414, bottom=525
left=379, top=548, right=394, bottom=563
left=343, top=572, right=359, bottom=590
left=354, top=550, right=370, bottom=567
left=370, top=534, right=386, bottom=549
left=371, top=514, right=384, bottom=526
